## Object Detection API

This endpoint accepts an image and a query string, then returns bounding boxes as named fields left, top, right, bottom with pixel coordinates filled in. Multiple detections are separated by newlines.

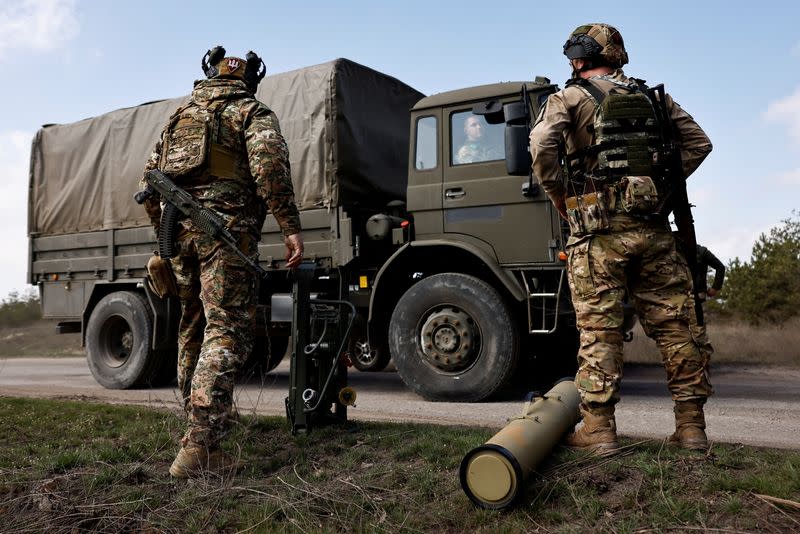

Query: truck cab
left=366, top=80, right=579, bottom=401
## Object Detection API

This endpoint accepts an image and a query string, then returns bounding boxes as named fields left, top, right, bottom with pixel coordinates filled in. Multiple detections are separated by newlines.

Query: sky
left=1, top=0, right=799, bottom=300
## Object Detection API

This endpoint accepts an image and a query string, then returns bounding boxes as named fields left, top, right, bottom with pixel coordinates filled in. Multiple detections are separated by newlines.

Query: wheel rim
left=418, top=306, right=481, bottom=372
left=353, top=340, right=377, bottom=366
left=98, top=314, right=134, bottom=368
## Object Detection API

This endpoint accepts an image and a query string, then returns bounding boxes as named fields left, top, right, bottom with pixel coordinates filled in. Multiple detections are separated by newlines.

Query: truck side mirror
left=472, top=100, right=505, bottom=124
left=503, top=101, right=527, bottom=125
left=504, top=125, right=531, bottom=176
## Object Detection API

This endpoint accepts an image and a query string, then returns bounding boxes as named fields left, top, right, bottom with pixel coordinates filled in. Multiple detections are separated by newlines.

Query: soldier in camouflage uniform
left=140, top=47, right=304, bottom=477
left=530, top=24, right=714, bottom=452
left=455, top=115, right=501, bottom=164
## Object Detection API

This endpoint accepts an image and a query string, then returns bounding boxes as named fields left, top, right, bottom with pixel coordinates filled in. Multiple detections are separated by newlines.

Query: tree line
left=709, top=213, right=800, bottom=324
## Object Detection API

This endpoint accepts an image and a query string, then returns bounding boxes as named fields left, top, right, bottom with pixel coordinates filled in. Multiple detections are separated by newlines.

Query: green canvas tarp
left=28, top=58, right=424, bottom=236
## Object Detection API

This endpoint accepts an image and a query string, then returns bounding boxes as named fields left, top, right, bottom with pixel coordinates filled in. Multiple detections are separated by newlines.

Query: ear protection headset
left=201, top=46, right=267, bottom=91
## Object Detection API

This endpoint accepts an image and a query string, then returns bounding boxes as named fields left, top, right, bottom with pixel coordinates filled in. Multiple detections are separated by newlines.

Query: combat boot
left=565, top=405, right=619, bottom=454
left=668, top=400, right=708, bottom=450
left=169, top=443, right=237, bottom=479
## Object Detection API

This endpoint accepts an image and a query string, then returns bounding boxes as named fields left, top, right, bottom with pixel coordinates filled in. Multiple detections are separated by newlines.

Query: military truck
left=28, top=58, right=576, bottom=401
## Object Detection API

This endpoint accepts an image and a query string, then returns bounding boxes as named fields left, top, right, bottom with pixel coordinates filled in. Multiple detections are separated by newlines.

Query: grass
left=624, top=315, right=800, bottom=366
left=1, top=397, right=798, bottom=533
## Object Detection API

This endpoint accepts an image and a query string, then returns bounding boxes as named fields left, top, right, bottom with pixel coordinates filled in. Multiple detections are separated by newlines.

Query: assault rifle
left=647, top=84, right=704, bottom=326
left=134, top=169, right=268, bottom=279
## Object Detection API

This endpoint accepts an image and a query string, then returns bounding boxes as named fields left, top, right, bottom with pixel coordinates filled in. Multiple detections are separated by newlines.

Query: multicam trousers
left=170, top=224, right=258, bottom=448
left=565, top=215, right=713, bottom=409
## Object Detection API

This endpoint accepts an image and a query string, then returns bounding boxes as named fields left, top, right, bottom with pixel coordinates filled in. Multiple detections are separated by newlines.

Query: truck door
left=443, top=105, right=557, bottom=264
left=406, top=111, right=443, bottom=235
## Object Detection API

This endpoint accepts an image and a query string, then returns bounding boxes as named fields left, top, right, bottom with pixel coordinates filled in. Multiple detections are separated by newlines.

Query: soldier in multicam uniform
left=455, top=115, right=501, bottom=164
left=139, top=46, right=304, bottom=477
left=530, top=24, right=714, bottom=453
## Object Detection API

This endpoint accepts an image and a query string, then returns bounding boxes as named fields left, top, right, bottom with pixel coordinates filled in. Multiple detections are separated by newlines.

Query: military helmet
left=201, top=46, right=267, bottom=92
left=563, top=23, right=628, bottom=68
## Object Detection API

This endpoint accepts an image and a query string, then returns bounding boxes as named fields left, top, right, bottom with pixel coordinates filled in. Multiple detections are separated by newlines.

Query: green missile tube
left=459, top=379, right=581, bottom=509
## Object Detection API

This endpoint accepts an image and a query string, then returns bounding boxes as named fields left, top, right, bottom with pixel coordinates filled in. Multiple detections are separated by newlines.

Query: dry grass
left=624, top=316, right=800, bottom=366
left=0, top=320, right=83, bottom=357
left=2, top=397, right=799, bottom=533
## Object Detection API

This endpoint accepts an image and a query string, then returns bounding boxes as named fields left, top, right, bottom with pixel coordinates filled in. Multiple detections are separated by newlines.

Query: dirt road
left=1, top=357, right=798, bottom=449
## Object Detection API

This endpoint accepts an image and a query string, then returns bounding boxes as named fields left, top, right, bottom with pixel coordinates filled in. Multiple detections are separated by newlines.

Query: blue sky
left=1, top=0, right=798, bottom=299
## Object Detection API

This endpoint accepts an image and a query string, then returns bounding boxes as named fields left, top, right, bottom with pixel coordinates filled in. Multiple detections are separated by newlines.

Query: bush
left=720, top=214, right=800, bottom=324
left=0, top=288, right=42, bottom=327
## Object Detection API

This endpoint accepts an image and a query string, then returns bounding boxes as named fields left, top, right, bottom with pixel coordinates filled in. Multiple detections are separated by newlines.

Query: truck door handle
left=445, top=188, right=466, bottom=200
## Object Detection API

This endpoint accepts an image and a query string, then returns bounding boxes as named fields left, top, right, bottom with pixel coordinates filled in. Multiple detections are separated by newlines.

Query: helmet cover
left=563, top=23, right=628, bottom=68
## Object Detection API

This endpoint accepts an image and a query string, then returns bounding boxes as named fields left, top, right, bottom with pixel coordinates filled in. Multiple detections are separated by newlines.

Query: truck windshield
left=451, top=111, right=504, bottom=165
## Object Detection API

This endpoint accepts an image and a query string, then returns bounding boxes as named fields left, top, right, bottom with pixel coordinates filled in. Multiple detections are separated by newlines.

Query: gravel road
left=1, top=357, right=798, bottom=449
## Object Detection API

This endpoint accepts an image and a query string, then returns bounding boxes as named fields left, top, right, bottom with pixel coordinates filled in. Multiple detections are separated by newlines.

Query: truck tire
left=349, top=314, right=391, bottom=372
left=265, top=335, right=289, bottom=373
left=86, top=291, right=164, bottom=389
left=242, top=335, right=289, bottom=377
left=389, top=273, right=520, bottom=401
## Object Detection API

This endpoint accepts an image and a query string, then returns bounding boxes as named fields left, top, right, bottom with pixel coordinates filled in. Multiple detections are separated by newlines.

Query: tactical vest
left=568, top=77, right=663, bottom=182
left=159, top=97, right=242, bottom=180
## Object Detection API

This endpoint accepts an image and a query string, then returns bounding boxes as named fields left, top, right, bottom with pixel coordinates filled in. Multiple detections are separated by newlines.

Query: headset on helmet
left=563, top=23, right=628, bottom=68
left=201, top=45, right=267, bottom=92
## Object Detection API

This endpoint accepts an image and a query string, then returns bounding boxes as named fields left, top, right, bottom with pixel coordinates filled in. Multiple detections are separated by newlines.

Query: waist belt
left=566, top=185, right=667, bottom=222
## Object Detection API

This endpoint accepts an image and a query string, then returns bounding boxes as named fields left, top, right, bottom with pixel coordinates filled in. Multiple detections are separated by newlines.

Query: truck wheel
left=349, top=314, right=391, bottom=372
left=265, top=335, right=289, bottom=373
left=242, top=335, right=289, bottom=377
left=389, top=273, right=520, bottom=401
left=86, top=291, right=162, bottom=389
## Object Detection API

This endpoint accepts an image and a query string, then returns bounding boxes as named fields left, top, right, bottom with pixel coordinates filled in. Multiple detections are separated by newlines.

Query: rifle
left=134, top=169, right=268, bottom=279
left=647, top=84, right=704, bottom=326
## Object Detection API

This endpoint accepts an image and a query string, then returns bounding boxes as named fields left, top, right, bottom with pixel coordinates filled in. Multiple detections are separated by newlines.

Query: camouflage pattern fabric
left=567, top=216, right=713, bottom=407
left=566, top=23, right=629, bottom=68
left=531, top=70, right=712, bottom=204
left=141, top=78, right=301, bottom=237
left=454, top=141, right=501, bottom=164
left=140, top=77, right=301, bottom=449
left=170, top=226, right=257, bottom=447
left=531, top=68, right=714, bottom=414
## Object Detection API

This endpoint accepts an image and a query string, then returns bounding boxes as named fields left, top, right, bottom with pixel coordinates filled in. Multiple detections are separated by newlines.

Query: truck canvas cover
left=28, top=58, right=423, bottom=236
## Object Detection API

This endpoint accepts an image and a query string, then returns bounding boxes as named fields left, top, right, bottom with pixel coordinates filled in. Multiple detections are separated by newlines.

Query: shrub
left=0, top=288, right=42, bottom=327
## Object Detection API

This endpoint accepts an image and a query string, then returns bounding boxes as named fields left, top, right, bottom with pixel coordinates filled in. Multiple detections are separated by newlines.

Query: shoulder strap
left=566, top=77, right=607, bottom=106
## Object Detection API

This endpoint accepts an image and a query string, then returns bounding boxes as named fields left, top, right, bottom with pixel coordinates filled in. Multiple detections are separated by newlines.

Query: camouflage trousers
left=565, top=215, right=713, bottom=410
left=170, top=224, right=258, bottom=449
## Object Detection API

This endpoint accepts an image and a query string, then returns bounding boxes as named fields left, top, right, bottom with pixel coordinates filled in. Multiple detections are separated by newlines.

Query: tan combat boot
left=668, top=400, right=708, bottom=450
left=169, top=443, right=237, bottom=479
left=565, top=405, right=619, bottom=454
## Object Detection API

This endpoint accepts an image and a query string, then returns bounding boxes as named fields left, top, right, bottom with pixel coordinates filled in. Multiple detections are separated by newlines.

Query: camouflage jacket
left=529, top=69, right=712, bottom=202
left=141, top=78, right=301, bottom=237
left=455, top=141, right=501, bottom=165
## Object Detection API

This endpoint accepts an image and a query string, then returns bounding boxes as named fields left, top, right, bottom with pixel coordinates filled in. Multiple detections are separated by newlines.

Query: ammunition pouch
left=619, top=175, right=660, bottom=214
left=566, top=174, right=666, bottom=235
left=146, top=254, right=178, bottom=298
left=565, top=190, right=611, bottom=236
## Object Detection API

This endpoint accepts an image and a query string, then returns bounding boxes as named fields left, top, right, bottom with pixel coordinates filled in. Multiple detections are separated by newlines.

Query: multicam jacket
left=529, top=69, right=712, bottom=203
left=141, top=78, right=301, bottom=237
